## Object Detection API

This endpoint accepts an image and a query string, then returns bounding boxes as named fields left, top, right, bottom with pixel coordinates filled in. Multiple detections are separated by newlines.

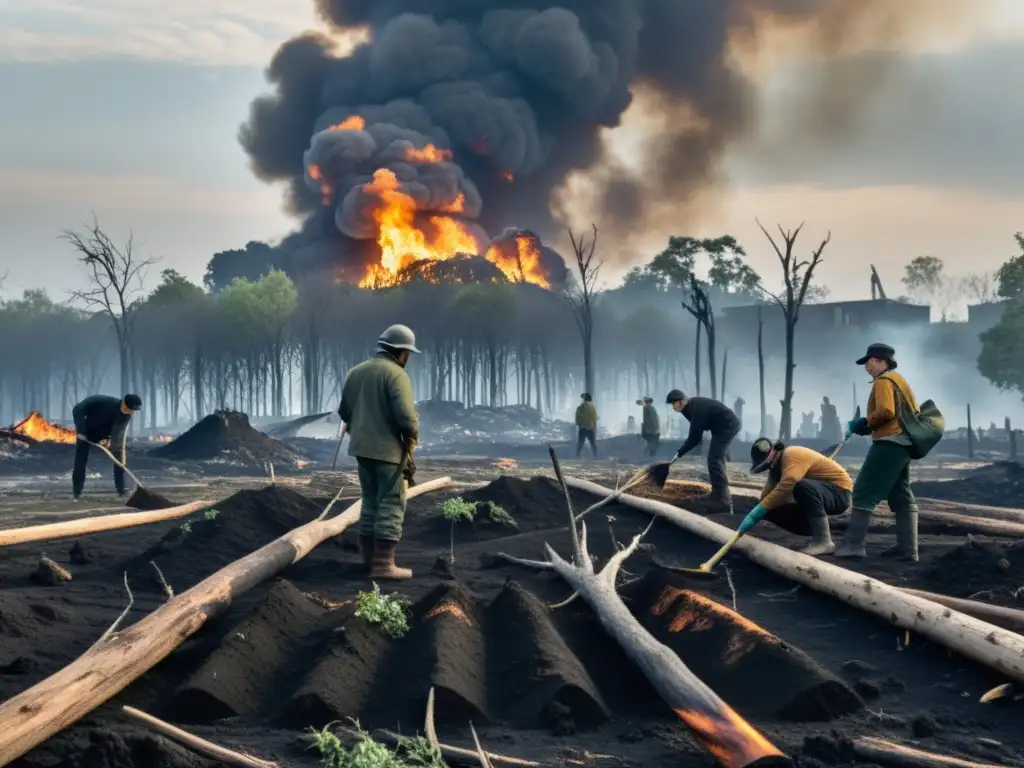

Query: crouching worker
left=339, top=324, right=421, bottom=580
left=72, top=393, right=142, bottom=501
left=738, top=438, right=852, bottom=555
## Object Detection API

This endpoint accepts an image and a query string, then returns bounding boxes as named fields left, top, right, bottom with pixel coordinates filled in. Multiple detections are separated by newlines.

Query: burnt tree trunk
left=758, top=308, right=766, bottom=438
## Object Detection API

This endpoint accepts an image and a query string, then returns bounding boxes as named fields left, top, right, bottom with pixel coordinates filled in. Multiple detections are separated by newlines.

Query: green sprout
left=355, top=584, right=411, bottom=638
left=307, top=720, right=445, bottom=768
left=482, top=501, right=517, bottom=529
left=179, top=521, right=192, bottom=535
left=204, top=508, right=219, bottom=520
left=441, top=497, right=477, bottom=563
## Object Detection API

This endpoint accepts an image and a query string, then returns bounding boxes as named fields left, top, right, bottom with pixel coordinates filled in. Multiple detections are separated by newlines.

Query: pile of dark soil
left=151, top=410, right=302, bottom=467
left=138, top=486, right=326, bottom=590
left=624, top=570, right=862, bottom=721
left=125, top=486, right=176, bottom=511
left=921, top=537, right=1024, bottom=604
left=460, top=476, right=595, bottom=531
left=912, top=461, right=1024, bottom=508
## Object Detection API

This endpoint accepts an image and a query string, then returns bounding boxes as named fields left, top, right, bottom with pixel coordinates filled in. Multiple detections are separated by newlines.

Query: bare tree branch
left=564, top=224, right=602, bottom=395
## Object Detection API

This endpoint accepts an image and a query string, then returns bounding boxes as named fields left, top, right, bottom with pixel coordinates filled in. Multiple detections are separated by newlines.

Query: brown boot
left=359, top=535, right=375, bottom=574
left=370, top=539, right=412, bottom=580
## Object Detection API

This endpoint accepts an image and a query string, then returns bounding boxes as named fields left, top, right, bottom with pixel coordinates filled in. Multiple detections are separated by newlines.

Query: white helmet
left=378, top=324, right=420, bottom=353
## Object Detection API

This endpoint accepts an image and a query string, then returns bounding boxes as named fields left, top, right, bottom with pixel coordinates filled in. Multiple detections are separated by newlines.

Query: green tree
left=979, top=298, right=1024, bottom=398
left=704, top=236, right=762, bottom=295
left=995, top=233, right=1024, bottom=299
left=901, top=255, right=945, bottom=304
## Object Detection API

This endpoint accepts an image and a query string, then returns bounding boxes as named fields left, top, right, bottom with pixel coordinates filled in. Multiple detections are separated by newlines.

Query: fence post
left=967, top=404, right=974, bottom=459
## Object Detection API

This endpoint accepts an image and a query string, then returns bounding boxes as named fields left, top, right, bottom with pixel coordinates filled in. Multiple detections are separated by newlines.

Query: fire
left=403, top=144, right=453, bottom=163
left=308, top=164, right=331, bottom=205
left=483, top=234, right=550, bottom=288
left=500, top=171, right=514, bottom=182
left=327, top=115, right=366, bottom=132
left=12, top=412, right=77, bottom=444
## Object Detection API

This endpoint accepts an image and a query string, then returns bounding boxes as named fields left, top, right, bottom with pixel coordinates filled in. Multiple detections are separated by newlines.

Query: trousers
left=576, top=428, right=597, bottom=458
left=642, top=434, right=660, bottom=457
left=706, top=425, right=739, bottom=503
left=357, top=456, right=407, bottom=541
left=72, top=439, right=125, bottom=496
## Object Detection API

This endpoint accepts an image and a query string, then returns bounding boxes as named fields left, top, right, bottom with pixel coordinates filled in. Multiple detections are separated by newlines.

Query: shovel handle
left=83, top=438, right=143, bottom=489
left=700, top=531, right=744, bottom=572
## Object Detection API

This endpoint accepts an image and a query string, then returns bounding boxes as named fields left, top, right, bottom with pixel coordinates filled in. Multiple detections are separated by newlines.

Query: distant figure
left=733, top=397, right=746, bottom=431
left=626, top=414, right=637, bottom=433
left=665, top=389, right=741, bottom=514
left=798, top=411, right=817, bottom=439
left=640, top=396, right=660, bottom=457
left=339, top=323, right=420, bottom=580
left=72, top=394, right=142, bottom=501
left=575, top=393, right=598, bottom=458
left=819, top=396, right=842, bottom=444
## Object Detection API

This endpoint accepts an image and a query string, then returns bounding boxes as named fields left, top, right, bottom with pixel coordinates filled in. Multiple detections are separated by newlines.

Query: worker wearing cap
left=665, top=389, right=740, bottom=513
left=72, top=393, right=142, bottom=500
left=339, top=324, right=420, bottom=580
left=834, top=343, right=922, bottom=561
left=639, top=397, right=660, bottom=457
left=575, top=393, right=598, bottom=458
left=738, top=439, right=852, bottom=555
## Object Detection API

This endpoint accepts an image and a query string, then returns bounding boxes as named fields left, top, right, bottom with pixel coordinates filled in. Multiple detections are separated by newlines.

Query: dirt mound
left=921, top=537, right=1024, bottom=603
left=151, top=410, right=301, bottom=466
left=125, top=487, right=176, bottom=510
left=629, top=480, right=759, bottom=516
left=139, top=486, right=325, bottom=590
left=460, top=476, right=594, bottom=530
left=913, top=461, right=1024, bottom=508
left=623, top=571, right=863, bottom=721
left=54, top=728, right=212, bottom=768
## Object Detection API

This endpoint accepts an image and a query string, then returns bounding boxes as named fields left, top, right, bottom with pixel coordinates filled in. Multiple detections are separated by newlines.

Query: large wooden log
left=564, top=477, right=1024, bottom=684
left=852, top=737, right=1008, bottom=768
left=901, top=589, right=1024, bottom=635
left=0, top=500, right=214, bottom=548
left=0, top=476, right=451, bottom=766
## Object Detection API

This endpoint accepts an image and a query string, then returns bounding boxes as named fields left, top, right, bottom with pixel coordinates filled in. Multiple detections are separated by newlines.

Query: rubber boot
left=833, top=507, right=872, bottom=558
left=370, top=539, right=412, bottom=580
left=359, top=535, right=375, bottom=574
left=798, top=514, right=836, bottom=556
left=881, top=509, right=919, bottom=562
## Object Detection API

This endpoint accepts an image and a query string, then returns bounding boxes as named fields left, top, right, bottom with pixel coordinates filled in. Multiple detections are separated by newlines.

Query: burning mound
left=922, top=537, right=1024, bottom=605
left=913, top=462, right=1024, bottom=508
left=2, top=411, right=76, bottom=445
left=140, top=486, right=324, bottom=590
left=151, top=410, right=302, bottom=466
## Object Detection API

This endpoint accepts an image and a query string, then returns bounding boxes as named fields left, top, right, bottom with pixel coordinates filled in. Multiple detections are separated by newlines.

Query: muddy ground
left=1, top=455, right=1023, bottom=768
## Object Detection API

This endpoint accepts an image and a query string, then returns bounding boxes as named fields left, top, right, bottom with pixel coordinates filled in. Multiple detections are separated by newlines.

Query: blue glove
left=845, top=417, right=867, bottom=440
left=738, top=504, right=769, bottom=534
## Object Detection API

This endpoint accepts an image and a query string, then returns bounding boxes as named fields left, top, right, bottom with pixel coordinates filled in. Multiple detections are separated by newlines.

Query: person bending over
left=72, top=393, right=142, bottom=500
left=665, top=390, right=740, bottom=513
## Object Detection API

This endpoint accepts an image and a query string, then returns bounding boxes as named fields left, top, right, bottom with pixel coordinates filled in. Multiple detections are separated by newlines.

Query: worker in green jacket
left=339, top=324, right=420, bottom=580
left=575, top=393, right=598, bottom=458
left=640, top=396, right=660, bottom=457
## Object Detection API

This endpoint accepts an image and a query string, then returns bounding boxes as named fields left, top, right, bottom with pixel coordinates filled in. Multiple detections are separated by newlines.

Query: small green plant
left=308, top=723, right=349, bottom=767
left=308, top=720, right=444, bottom=768
left=396, top=735, right=446, bottom=767
left=441, top=497, right=477, bottom=563
left=483, top=501, right=517, bottom=529
left=179, top=521, right=192, bottom=535
left=355, top=584, right=410, bottom=638
left=204, top=508, right=219, bottom=520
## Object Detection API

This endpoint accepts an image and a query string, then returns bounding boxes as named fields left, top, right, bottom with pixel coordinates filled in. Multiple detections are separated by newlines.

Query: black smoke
left=236, top=0, right=964, bottom=282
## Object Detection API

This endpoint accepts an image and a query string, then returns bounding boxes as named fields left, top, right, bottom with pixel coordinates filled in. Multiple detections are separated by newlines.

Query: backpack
left=888, top=379, right=944, bottom=460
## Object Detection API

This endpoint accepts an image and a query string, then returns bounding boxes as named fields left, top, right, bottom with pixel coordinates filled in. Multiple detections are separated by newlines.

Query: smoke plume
left=239, top=0, right=979, bottom=280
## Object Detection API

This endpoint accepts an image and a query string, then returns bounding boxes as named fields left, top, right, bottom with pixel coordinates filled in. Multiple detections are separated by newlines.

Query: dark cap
left=750, top=438, right=781, bottom=473
left=643, top=396, right=654, bottom=404
left=123, top=393, right=143, bottom=411
left=855, top=343, right=897, bottom=369
left=665, top=389, right=685, bottom=404
left=581, top=393, right=592, bottom=401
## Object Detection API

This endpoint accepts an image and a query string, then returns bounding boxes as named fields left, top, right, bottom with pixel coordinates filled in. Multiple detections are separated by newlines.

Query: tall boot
left=370, top=539, right=412, bottom=580
left=798, top=514, right=835, bottom=556
left=359, top=535, right=375, bottom=574
left=833, top=507, right=872, bottom=558
left=881, top=509, right=919, bottom=562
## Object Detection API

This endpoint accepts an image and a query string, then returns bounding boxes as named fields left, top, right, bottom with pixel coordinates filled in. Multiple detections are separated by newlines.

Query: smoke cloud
left=238, top=0, right=983, bottom=279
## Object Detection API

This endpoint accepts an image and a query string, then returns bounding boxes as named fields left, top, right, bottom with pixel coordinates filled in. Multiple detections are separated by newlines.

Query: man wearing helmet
left=339, top=324, right=421, bottom=580
left=737, top=439, right=852, bottom=555
left=665, top=389, right=740, bottom=513
left=72, top=393, right=142, bottom=500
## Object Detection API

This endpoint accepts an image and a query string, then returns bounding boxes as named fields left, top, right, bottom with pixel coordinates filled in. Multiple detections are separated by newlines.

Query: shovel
left=80, top=437, right=172, bottom=509
left=331, top=423, right=348, bottom=470
left=658, top=435, right=852, bottom=581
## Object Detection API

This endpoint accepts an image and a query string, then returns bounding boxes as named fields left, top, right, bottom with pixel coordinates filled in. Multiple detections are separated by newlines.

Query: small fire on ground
left=309, top=115, right=550, bottom=289
left=12, top=412, right=77, bottom=444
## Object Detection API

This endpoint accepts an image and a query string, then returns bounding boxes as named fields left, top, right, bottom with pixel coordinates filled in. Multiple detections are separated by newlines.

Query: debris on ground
left=913, top=461, right=1024, bottom=508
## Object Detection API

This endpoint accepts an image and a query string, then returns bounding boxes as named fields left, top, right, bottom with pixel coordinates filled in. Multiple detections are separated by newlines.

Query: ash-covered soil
left=151, top=410, right=306, bottom=472
left=912, top=461, right=1024, bottom=508
left=0, top=466, right=1023, bottom=767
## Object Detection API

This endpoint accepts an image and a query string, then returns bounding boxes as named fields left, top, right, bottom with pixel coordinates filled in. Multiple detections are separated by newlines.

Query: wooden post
left=1007, top=418, right=1017, bottom=461
left=0, top=477, right=452, bottom=765
left=967, top=404, right=974, bottom=458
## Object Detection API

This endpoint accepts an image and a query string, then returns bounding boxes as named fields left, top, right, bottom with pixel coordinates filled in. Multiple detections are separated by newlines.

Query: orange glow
left=308, top=163, right=332, bottom=205
left=403, top=144, right=453, bottom=163
left=483, top=233, right=550, bottom=288
left=327, top=115, right=366, bottom=132
left=500, top=171, right=514, bottom=182
left=673, top=708, right=785, bottom=768
left=426, top=601, right=472, bottom=625
left=12, top=412, right=77, bottom=444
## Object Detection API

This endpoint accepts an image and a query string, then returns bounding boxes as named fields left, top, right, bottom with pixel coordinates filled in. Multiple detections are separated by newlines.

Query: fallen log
left=0, top=476, right=451, bottom=766
left=852, top=737, right=1008, bottom=768
left=900, top=589, right=1024, bottom=635
left=565, top=477, right=1024, bottom=685
left=0, top=499, right=214, bottom=548
left=502, top=451, right=790, bottom=768
left=122, top=706, right=277, bottom=768
left=829, top=508, right=1024, bottom=539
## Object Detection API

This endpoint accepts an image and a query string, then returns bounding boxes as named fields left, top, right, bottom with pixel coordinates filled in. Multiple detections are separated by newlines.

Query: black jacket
left=676, top=397, right=741, bottom=456
left=72, top=395, right=131, bottom=446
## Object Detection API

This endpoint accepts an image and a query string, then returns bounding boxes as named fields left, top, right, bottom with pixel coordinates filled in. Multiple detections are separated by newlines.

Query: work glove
left=403, top=454, right=416, bottom=484
left=845, top=417, right=869, bottom=440
left=674, top=447, right=687, bottom=460
left=737, top=503, right=769, bottom=534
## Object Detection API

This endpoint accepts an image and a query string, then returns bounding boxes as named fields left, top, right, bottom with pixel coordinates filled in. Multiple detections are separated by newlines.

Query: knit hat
left=123, top=393, right=143, bottom=411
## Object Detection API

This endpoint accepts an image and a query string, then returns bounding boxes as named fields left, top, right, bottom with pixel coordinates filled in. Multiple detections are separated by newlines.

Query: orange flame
left=12, top=412, right=77, bottom=444
left=327, top=115, right=366, bottom=132
left=403, top=144, right=453, bottom=163
left=500, top=171, right=514, bottom=182
left=483, top=234, right=550, bottom=288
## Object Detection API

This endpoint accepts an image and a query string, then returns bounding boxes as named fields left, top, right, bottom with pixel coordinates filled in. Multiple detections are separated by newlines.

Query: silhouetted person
left=639, top=396, right=660, bottom=457
left=819, top=396, right=842, bottom=444
left=72, top=394, right=142, bottom=501
left=575, top=393, right=598, bottom=458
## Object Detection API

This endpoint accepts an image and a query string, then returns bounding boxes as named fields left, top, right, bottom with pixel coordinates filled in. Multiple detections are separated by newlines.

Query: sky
left=1, top=1, right=1023, bottom=308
